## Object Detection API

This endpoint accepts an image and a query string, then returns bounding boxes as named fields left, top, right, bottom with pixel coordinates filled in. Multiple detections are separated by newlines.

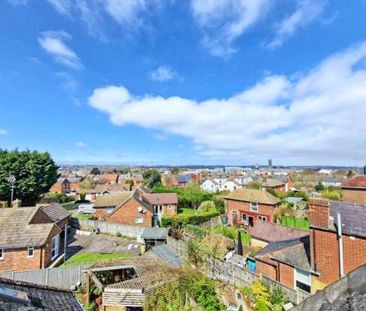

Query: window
left=258, top=216, right=267, bottom=222
left=51, top=235, right=59, bottom=260
left=242, top=213, right=247, bottom=222
left=0, top=248, right=3, bottom=260
left=232, top=210, right=238, bottom=216
left=27, top=246, right=34, bottom=257
left=106, top=207, right=114, bottom=214
left=136, top=216, right=143, bottom=224
left=168, top=204, right=172, bottom=209
left=250, top=202, right=258, bottom=211
left=295, top=268, right=311, bottom=293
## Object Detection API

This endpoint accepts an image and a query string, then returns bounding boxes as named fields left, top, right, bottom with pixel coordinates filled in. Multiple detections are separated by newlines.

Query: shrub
left=161, top=211, right=220, bottom=228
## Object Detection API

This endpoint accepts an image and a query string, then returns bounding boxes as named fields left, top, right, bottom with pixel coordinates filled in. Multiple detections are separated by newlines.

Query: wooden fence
left=198, top=215, right=223, bottom=229
left=0, top=265, right=89, bottom=290
left=166, top=237, right=310, bottom=305
left=71, top=219, right=145, bottom=241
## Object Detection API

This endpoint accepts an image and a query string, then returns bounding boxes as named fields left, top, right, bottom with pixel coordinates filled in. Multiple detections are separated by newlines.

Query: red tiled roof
left=142, top=193, right=178, bottom=205
left=342, top=175, right=366, bottom=188
left=248, top=222, right=308, bottom=243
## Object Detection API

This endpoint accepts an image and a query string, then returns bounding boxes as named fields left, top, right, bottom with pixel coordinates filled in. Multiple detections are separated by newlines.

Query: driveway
left=66, top=229, right=141, bottom=259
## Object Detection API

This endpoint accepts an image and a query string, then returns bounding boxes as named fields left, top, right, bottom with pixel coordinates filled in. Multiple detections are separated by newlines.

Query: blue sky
left=1, top=0, right=366, bottom=166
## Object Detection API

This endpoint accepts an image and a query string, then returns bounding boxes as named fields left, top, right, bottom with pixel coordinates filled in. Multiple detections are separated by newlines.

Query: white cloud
left=0, top=129, right=9, bottom=136
left=150, top=66, right=180, bottom=82
left=75, top=141, right=88, bottom=148
left=38, top=31, right=82, bottom=69
left=88, top=42, right=366, bottom=165
left=267, top=0, right=327, bottom=49
left=54, top=71, right=78, bottom=92
left=46, top=0, right=72, bottom=15
left=104, top=0, right=147, bottom=26
left=191, top=0, right=270, bottom=56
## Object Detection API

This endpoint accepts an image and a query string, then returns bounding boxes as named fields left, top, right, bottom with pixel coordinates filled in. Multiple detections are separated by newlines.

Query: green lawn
left=72, top=213, right=94, bottom=221
left=281, top=216, right=309, bottom=230
left=178, top=208, right=197, bottom=215
left=63, top=252, right=130, bottom=267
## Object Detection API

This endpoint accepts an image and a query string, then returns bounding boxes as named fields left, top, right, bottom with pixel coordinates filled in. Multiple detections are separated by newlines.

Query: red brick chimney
left=309, top=198, right=330, bottom=228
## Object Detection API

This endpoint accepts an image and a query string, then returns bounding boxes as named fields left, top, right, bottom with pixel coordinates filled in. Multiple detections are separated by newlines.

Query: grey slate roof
left=41, top=203, right=70, bottom=223
left=141, top=227, right=168, bottom=240
left=256, top=236, right=311, bottom=271
left=149, top=244, right=184, bottom=267
left=284, top=197, right=304, bottom=204
left=329, top=201, right=366, bottom=238
left=0, top=277, right=83, bottom=310
left=0, top=207, right=57, bottom=248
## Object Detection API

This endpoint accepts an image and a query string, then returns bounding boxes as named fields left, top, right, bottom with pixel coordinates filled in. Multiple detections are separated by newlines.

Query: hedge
left=161, top=211, right=220, bottom=228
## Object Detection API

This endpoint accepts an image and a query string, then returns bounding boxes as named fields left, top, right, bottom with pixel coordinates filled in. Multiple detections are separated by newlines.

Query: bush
left=161, top=211, right=220, bottom=228
left=198, top=200, right=216, bottom=213
left=185, top=225, right=207, bottom=238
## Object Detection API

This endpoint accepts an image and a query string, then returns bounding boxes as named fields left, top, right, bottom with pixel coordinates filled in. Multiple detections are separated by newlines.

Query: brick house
left=94, top=189, right=178, bottom=227
left=225, top=188, right=280, bottom=226
left=341, top=175, right=366, bottom=205
left=0, top=204, right=70, bottom=272
left=309, top=198, right=366, bottom=292
left=255, top=236, right=312, bottom=293
left=261, top=178, right=287, bottom=193
left=50, top=178, right=70, bottom=193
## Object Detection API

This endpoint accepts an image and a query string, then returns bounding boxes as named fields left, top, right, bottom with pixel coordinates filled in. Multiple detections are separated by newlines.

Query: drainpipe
left=336, top=213, right=344, bottom=278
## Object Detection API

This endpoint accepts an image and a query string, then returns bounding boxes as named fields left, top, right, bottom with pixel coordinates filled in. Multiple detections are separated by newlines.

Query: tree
left=179, top=184, right=212, bottom=209
left=143, top=169, right=161, bottom=189
left=170, top=167, right=179, bottom=175
left=247, top=181, right=262, bottom=190
left=90, top=167, right=101, bottom=175
left=347, top=170, right=354, bottom=178
left=315, top=182, right=325, bottom=192
left=237, top=230, right=243, bottom=256
left=0, top=149, right=58, bottom=205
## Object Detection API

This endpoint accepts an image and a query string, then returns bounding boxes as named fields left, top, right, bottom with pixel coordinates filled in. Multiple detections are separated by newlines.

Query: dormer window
left=250, top=202, right=258, bottom=211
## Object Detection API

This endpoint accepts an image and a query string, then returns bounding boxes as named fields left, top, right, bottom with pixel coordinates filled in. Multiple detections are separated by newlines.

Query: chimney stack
left=309, top=198, right=330, bottom=228
left=11, top=199, right=22, bottom=209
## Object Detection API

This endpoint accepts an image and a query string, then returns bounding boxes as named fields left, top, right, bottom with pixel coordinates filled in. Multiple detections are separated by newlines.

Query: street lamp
left=7, top=176, right=16, bottom=203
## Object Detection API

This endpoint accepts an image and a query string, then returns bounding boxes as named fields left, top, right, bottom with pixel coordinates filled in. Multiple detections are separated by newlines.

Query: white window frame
left=250, top=202, right=258, bottom=211
left=27, top=246, right=34, bottom=258
left=294, top=268, right=311, bottom=293
left=0, top=248, right=3, bottom=260
left=232, top=210, right=238, bottom=216
left=136, top=216, right=144, bottom=224
left=106, top=207, right=114, bottom=214
left=51, top=235, right=59, bottom=260
left=242, top=213, right=247, bottom=222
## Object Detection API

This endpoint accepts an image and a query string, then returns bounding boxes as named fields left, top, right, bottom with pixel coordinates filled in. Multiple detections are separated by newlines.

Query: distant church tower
left=268, top=158, right=273, bottom=170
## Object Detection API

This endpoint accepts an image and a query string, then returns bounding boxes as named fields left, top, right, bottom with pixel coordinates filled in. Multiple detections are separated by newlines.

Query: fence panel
left=72, top=219, right=145, bottom=240
left=0, top=265, right=88, bottom=290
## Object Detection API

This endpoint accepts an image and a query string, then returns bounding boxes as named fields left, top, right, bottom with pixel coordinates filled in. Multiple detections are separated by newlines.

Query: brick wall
left=0, top=247, right=43, bottom=272
left=43, top=225, right=63, bottom=268
left=311, top=228, right=366, bottom=285
left=309, top=198, right=329, bottom=228
left=278, top=262, right=294, bottom=288
left=107, top=198, right=153, bottom=227
left=342, top=188, right=366, bottom=205
left=162, top=203, right=177, bottom=216
left=226, top=199, right=279, bottom=225
left=256, top=259, right=277, bottom=280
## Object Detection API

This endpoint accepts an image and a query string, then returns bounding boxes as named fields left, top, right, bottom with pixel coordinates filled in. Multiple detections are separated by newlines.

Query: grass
left=281, top=216, right=309, bottom=230
left=62, top=203, right=77, bottom=210
left=178, top=208, right=197, bottom=215
left=210, top=225, right=251, bottom=246
left=72, top=213, right=94, bottom=221
left=63, top=252, right=130, bottom=267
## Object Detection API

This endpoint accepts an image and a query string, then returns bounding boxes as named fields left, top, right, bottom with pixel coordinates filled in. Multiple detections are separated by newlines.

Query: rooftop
left=142, top=193, right=178, bottom=205
left=262, top=178, right=285, bottom=188
left=341, top=175, right=366, bottom=189
left=0, top=206, right=64, bottom=249
left=225, top=188, right=280, bottom=205
left=256, top=236, right=311, bottom=271
left=248, top=222, right=309, bottom=243
left=0, top=277, right=83, bottom=310
left=94, top=191, right=133, bottom=208
left=329, top=201, right=366, bottom=238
